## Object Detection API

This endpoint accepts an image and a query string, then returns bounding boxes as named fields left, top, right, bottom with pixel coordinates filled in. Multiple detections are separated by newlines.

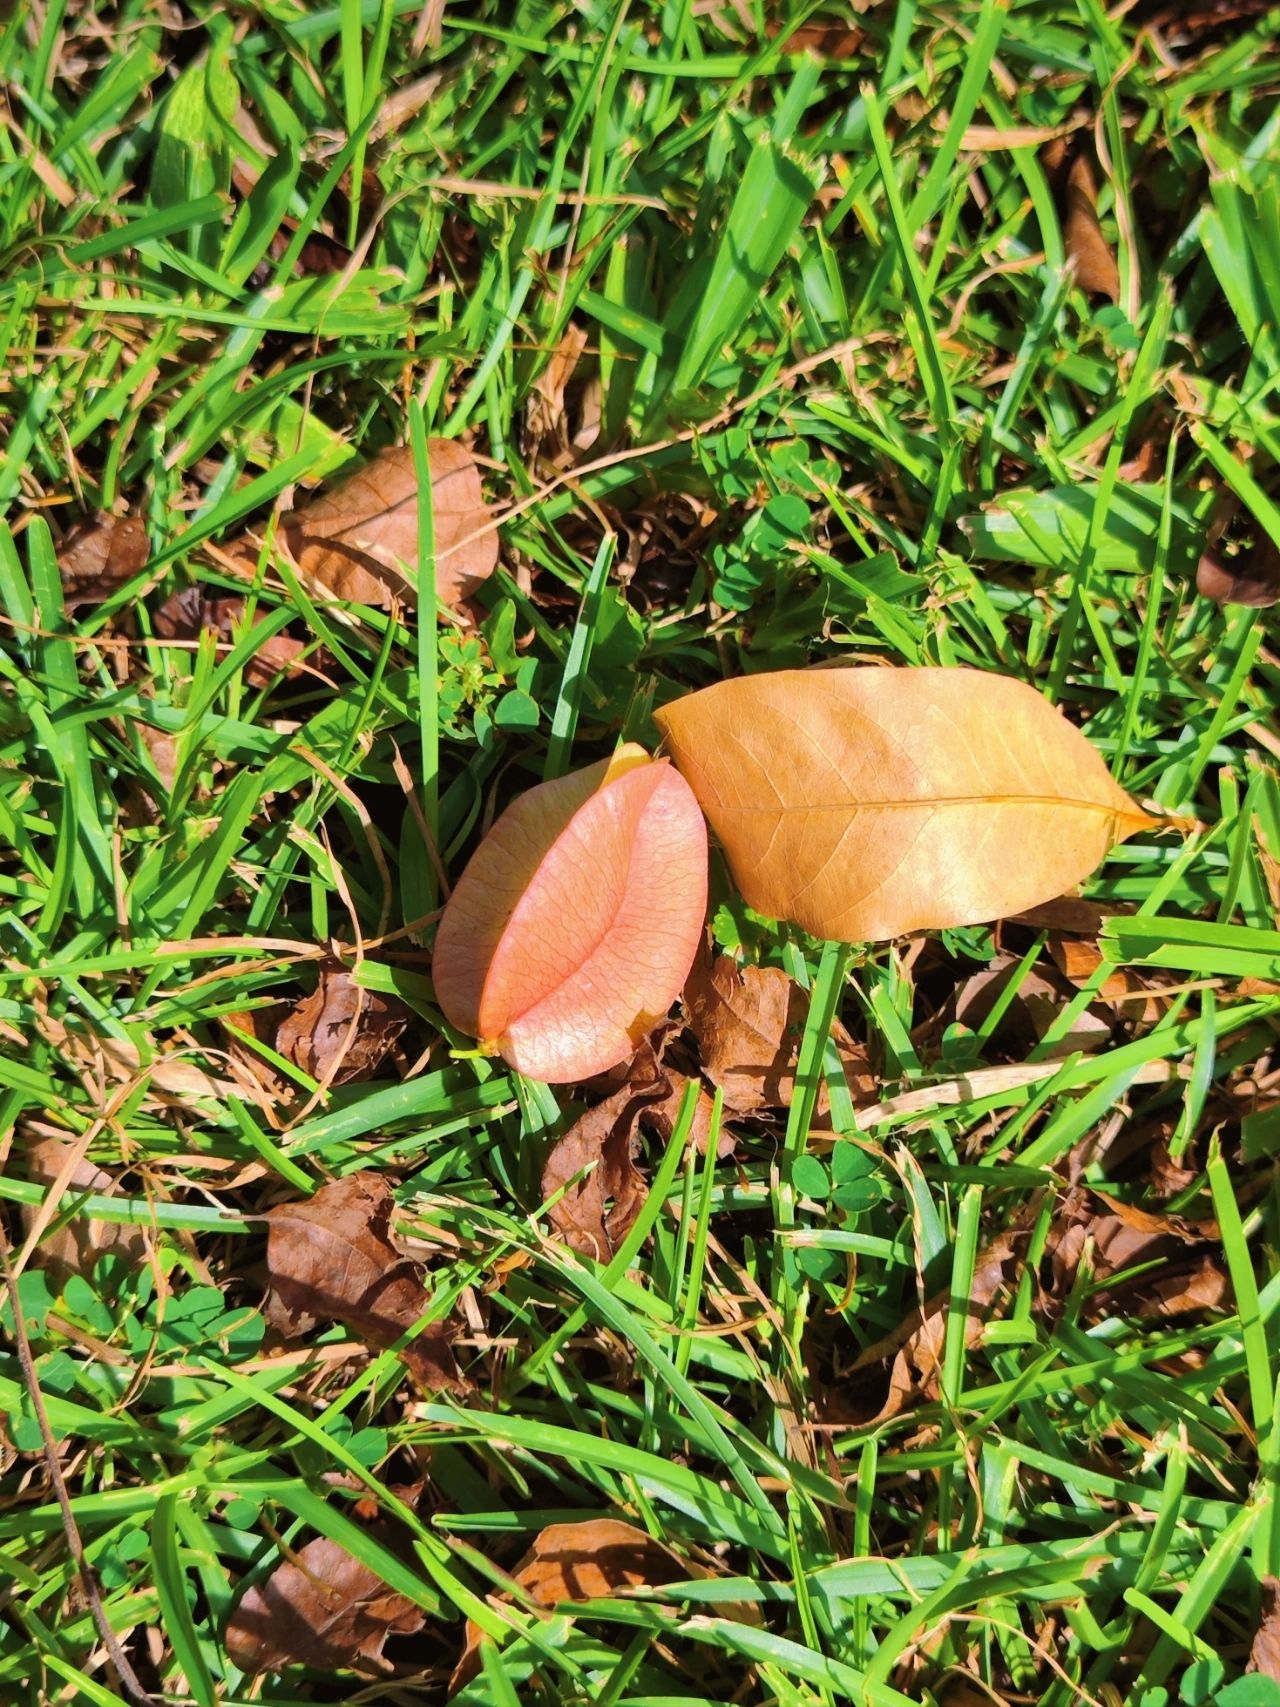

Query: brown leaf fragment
left=153, top=586, right=307, bottom=688
left=1042, top=1186, right=1221, bottom=1318
left=275, top=964, right=409, bottom=1086
left=684, top=954, right=874, bottom=1113
left=264, top=1172, right=467, bottom=1392
left=238, top=442, right=497, bottom=610
left=1134, top=1254, right=1229, bottom=1317
left=1197, top=532, right=1280, bottom=608
left=1062, top=152, right=1120, bottom=302
left=137, top=721, right=179, bottom=796
left=770, top=18, right=865, bottom=57
left=527, top=323, right=589, bottom=459
left=21, top=1138, right=147, bottom=1278
left=452, top=1519, right=685, bottom=1692
left=542, top=1046, right=720, bottom=1259
left=941, top=952, right=1111, bottom=1060
left=847, top=1234, right=1018, bottom=1425
left=58, top=513, right=149, bottom=611
left=226, top=1534, right=425, bottom=1675
left=1010, top=898, right=1108, bottom=935
left=1249, top=1576, right=1280, bottom=1680
left=1149, top=1135, right=1198, bottom=1200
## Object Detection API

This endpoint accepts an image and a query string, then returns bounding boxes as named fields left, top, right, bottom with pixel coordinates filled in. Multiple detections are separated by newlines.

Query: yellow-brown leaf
left=653, top=667, right=1150, bottom=943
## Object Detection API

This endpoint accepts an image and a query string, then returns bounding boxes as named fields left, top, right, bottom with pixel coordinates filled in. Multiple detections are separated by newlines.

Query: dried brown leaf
left=452, top=1519, right=685, bottom=1692
left=264, top=1172, right=467, bottom=1392
left=153, top=586, right=307, bottom=688
left=275, top=964, right=409, bottom=1086
left=528, top=323, right=589, bottom=457
left=21, top=1138, right=146, bottom=1278
left=226, top=1534, right=425, bottom=1674
left=542, top=1046, right=719, bottom=1259
left=1197, top=532, right=1280, bottom=608
left=1149, top=1135, right=1198, bottom=1199
left=137, top=721, right=179, bottom=796
left=939, top=952, right=1110, bottom=1060
left=254, top=442, right=497, bottom=610
left=1136, top=1254, right=1229, bottom=1317
left=1249, top=1576, right=1280, bottom=1680
left=684, top=954, right=874, bottom=1112
left=1063, top=152, right=1120, bottom=301
left=1042, top=1186, right=1222, bottom=1318
left=771, top=19, right=865, bottom=56
left=58, top=514, right=149, bottom=611
left=848, top=1235, right=1017, bottom=1424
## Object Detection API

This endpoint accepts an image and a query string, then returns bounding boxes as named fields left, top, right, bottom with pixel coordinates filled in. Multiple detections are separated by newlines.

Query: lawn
left=3, top=0, right=1280, bottom=1704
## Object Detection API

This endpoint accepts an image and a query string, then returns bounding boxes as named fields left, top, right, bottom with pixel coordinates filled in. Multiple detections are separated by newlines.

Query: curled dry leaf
left=1062, top=151, right=1120, bottom=302
left=58, top=513, right=149, bottom=611
left=684, top=954, right=874, bottom=1113
left=433, top=745, right=708, bottom=1083
left=153, top=586, right=308, bottom=688
left=226, top=1534, right=424, bottom=1675
left=1249, top=1576, right=1280, bottom=1680
left=654, top=667, right=1150, bottom=943
left=229, top=442, right=497, bottom=610
left=541, top=1044, right=719, bottom=1260
left=21, top=1138, right=146, bottom=1278
left=276, top=964, right=409, bottom=1086
left=452, top=1518, right=687, bottom=1692
left=264, top=1172, right=466, bottom=1392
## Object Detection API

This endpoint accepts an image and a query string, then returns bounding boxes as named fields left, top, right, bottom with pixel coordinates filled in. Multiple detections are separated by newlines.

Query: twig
left=0, top=1234, right=159, bottom=1706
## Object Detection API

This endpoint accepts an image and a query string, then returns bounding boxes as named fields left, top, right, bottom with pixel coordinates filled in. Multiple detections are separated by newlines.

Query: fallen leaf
left=1149, top=1135, right=1198, bottom=1199
left=654, top=667, right=1150, bottom=943
left=137, top=721, right=179, bottom=796
left=452, top=1518, right=685, bottom=1691
left=684, top=953, right=874, bottom=1112
left=528, top=323, right=589, bottom=460
left=1249, top=1576, right=1280, bottom=1680
left=941, top=952, right=1112, bottom=1058
left=1062, top=151, right=1120, bottom=301
left=58, top=513, right=149, bottom=611
left=433, top=745, right=708, bottom=1082
left=1046, top=931, right=1168, bottom=1025
left=772, top=19, right=865, bottom=55
left=1137, top=1254, right=1230, bottom=1316
left=264, top=1172, right=466, bottom=1392
left=847, top=1234, right=1017, bottom=1424
left=1197, top=532, right=1280, bottom=608
left=1010, top=897, right=1108, bottom=934
left=21, top=1138, right=146, bottom=1278
left=234, top=441, right=497, bottom=610
left=541, top=1045, right=717, bottom=1259
left=153, top=586, right=308, bottom=688
left=1042, top=1186, right=1222, bottom=1318
left=276, top=964, right=409, bottom=1086
left=226, top=1534, right=424, bottom=1674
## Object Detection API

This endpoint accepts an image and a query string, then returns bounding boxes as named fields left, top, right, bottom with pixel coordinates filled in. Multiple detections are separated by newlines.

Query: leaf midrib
left=709, top=792, right=1144, bottom=818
